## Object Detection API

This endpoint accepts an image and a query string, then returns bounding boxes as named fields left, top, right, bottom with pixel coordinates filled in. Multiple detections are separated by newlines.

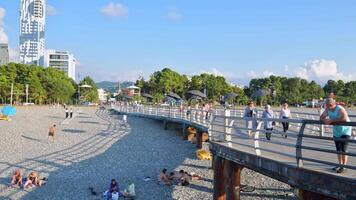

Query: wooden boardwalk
left=113, top=105, right=356, bottom=199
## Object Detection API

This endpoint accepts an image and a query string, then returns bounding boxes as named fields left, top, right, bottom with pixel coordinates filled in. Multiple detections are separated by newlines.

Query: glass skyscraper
left=19, top=0, right=46, bottom=66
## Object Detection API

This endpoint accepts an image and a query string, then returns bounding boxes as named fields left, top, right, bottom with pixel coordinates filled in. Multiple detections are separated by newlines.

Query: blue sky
left=1, top=0, right=356, bottom=85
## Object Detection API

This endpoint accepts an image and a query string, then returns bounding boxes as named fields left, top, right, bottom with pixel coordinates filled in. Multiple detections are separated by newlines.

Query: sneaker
left=336, top=167, right=344, bottom=173
left=332, top=166, right=340, bottom=171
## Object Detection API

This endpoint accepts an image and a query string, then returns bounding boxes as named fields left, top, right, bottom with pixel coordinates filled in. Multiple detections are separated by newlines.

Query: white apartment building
left=44, top=50, right=76, bottom=81
left=19, top=0, right=46, bottom=66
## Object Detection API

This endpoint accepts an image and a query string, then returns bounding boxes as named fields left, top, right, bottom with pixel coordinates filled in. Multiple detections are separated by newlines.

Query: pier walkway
left=113, top=105, right=356, bottom=200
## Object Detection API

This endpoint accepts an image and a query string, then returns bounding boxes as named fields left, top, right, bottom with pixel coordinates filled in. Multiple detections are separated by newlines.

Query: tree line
left=0, top=63, right=98, bottom=104
left=135, top=68, right=356, bottom=106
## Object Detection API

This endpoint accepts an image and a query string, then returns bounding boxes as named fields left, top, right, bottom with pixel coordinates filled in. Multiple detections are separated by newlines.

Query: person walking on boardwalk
left=70, top=108, right=73, bottom=118
left=48, top=124, right=56, bottom=143
left=262, top=104, right=275, bottom=140
left=280, top=102, right=292, bottom=138
left=65, top=107, right=69, bottom=118
left=320, top=98, right=352, bottom=173
left=243, top=101, right=258, bottom=137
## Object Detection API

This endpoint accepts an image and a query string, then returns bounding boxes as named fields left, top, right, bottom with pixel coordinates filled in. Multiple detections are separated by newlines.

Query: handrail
left=112, top=105, right=356, bottom=171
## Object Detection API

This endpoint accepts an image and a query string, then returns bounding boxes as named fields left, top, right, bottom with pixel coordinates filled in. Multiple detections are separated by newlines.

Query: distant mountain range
left=96, top=81, right=135, bottom=93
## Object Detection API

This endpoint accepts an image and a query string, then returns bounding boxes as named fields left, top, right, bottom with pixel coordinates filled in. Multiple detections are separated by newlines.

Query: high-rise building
left=19, top=0, right=46, bottom=66
left=0, top=44, right=9, bottom=65
left=44, top=50, right=76, bottom=81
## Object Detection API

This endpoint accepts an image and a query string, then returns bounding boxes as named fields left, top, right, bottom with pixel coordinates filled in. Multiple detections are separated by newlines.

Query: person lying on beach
left=185, top=171, right=202, bottom=180
left=178, top=170, right=190, bottom=186
left=10, top=169, right=23, bottom=187
left=157, top=169, right=171, bottom=185
left=23, top=172, right=46, bottom=189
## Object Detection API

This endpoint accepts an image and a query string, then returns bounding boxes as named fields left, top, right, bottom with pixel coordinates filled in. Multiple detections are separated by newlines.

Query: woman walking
left=263, top=105, right=275, bottom=140
left=280, top=102, right=292, bottom=138
left=243, top=101, right=258, bottom=137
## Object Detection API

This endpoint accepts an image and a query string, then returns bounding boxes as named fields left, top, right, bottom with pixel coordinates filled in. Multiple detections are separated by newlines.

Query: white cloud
left=0, top=7, right=9, bottom=44
left=9, top=47, right=19, bottom=62
left=246, top=71, right=258, bottom=78
left=296, top=59, right=356, bottom=82
left=47, top=5, right=58, bottom=16
left=200, top=68, right=225, bottom=77
left=167, top=8, right=182, bottom=21
left=101, top=2, right=128, bottom=18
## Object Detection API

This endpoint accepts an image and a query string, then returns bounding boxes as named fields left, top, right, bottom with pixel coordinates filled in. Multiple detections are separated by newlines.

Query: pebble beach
left=0, top=106, right=297, bottom=200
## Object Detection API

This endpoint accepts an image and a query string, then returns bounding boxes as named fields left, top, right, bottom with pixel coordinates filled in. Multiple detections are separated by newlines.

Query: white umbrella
left=80, top=84, right=92, bottom=88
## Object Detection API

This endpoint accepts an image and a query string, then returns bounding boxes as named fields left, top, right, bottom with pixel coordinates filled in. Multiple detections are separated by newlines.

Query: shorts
left=334, top=135, right=350, bottom=153
left=48, top=132, right=54, bottom=136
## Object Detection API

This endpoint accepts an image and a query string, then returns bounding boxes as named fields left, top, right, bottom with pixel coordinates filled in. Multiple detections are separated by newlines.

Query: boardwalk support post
left=224, top=159, right=243, bottom=200
left=213, top=156, right=226, bottom=200
left=163, top=120, right=168, bottom=130
left=196, top=130, right=203, bottom=149
left=182, top=123, right=187, bottom=140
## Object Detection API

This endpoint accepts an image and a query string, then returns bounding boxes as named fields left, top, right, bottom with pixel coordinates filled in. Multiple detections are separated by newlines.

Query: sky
left=0, top=0, right=356, bottom=85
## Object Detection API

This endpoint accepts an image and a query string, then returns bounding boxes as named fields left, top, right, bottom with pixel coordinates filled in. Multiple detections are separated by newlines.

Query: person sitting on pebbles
left=103, top=179, right=124, bottom=200
left=23, top=171, right=46, bottom=189
left=10, top=169, right=23, bottom=187
left=175, top=170, right=202, bottom=186
left=157, top=169, right=171, bottom=185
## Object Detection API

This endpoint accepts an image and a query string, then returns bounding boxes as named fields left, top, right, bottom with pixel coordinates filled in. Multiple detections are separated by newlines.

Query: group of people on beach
left=10, top=169, right=47, bottom=189
left=157, top=168, right=202, bottom=186
left=244, top=101, right=292, bottom=140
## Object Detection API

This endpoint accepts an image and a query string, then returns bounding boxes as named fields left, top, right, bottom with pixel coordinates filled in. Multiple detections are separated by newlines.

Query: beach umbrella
left=250, top=89, right=271, bottom=99
left=1, top=106, right=16, bottom=116
left=167, top=92, right=181, bottom=100
left=79, top=84, right=92, bottom=88
left=141, top=93, right=153, bottom=99
left=188, top=96, right=202, bottom=101
left=187, top=90, right=206, bottom=98
left=224, top=93, right=238, bottom=100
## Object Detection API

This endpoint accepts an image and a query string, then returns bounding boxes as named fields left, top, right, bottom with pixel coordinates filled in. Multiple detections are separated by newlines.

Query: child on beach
left=48, top=124, right=56, bottom=143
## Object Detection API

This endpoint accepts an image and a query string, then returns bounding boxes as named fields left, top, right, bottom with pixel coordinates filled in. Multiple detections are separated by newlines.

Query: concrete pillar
left=214, top=156, right=226, bottom=200
left=224, top=160, right=243, bottom=200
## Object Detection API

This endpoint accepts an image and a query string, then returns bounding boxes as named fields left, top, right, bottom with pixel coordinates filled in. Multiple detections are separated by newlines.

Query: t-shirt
left=280, top=108, right=291, bottom=118
left=327, top=105, right=351, bottom=137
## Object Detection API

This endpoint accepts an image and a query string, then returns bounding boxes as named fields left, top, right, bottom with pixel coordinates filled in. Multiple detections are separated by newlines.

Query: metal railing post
left=318, top=109, right=325, bottom=136
left=296, top=121, right=306, bottom=167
